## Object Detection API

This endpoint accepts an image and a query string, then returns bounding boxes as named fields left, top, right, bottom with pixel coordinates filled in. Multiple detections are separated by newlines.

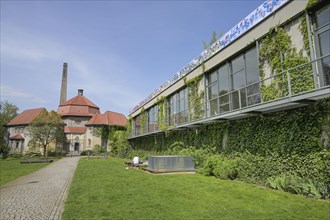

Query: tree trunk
left=43, top=145, right=48, bottom=162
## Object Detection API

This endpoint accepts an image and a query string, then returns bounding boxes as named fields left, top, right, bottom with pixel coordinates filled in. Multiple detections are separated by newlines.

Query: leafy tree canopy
left=28, top=110, right=64, bottom=158
left=0, top=101, right=19, bottom=127
left=0, top=101, right=19, bottom=156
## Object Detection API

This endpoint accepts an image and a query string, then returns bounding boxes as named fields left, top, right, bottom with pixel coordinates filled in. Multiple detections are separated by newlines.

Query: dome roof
left=57, top=90, right=100, bottom=117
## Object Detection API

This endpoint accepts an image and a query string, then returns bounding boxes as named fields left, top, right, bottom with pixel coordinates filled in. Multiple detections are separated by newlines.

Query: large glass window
left=148, top=105, right=158, bottom=132
left=168, top=94, right=176, bottom=125
left=231, top=54, right=247, bottom=109
left=316, top=4, right=330, bottom=28
left=168, top=88, right=188, bottom=125
left=231, top=47, right=260, bottom=109
left=134, top=116, right=141, bottom=136
left=207, top=71, right=219, bottom=116
left=218, top=64, right=230, bottom=113
left=206, top=64, right=230, bottom=116
left=245, top=47, right=261, bottom=105
left=314, top=3, right=330, bottom=86
left=206, top=46, right=260, bottom=116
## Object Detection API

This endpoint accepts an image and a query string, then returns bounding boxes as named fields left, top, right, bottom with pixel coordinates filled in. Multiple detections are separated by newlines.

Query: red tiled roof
left=86, top=111, right=127, bottom=127
left=7, top=108, right=46, bottom=126
left=105, top=111, right=127, bottom=126
left=57, top=95, right=100, bottom=116
left=64, top=127, right=87, bottom=134
left=59, top=95, right=99, bottom=108
left=10, top=134, right=25, bottom=140
left=86, top=114, right=106, bottom=125
left=58, top=105, right=99, bottom=117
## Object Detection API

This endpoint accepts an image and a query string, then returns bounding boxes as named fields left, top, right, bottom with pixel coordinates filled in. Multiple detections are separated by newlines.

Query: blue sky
left=1, top=0, right=264, bottom=116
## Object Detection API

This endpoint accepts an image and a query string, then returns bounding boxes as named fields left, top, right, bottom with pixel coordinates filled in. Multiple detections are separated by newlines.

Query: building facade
left=6, top=89, right=127, bottom=154
left=57, top=89, right=127, bottom=153
left=5, top=108, right=46, bottom=154
left=128, top=0, right=330, bottom=144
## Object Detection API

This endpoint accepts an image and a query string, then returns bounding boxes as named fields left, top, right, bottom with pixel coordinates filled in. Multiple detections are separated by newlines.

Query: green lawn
left=0, top=159, right=50, bottom=186
left=62, top=158, right=330, bottom=220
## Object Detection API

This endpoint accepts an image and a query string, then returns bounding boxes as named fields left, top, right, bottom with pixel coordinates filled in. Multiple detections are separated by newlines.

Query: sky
left=1, top=0, right=265, bottom=116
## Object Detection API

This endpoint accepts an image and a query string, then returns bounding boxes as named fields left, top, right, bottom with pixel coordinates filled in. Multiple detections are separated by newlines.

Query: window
left=231, top=54, right=247, bottom=109
left=168, top=94, right=177, bottom=125
left=245, top=47, right=261, bottom=105
left=314, top=3, right=330, bottom=86
left=206, top=46, right=260, bottom=116
left=207, top=71, right=219, bottom=116
left=231, top=47, right=260, bottom=109
left=168, top=88, right=188, bottom=125
left=134, top=116, right=141, bottom=135
left=148, top=105, right=158, bottom=132
left=218, top=64, right=230, bottom=113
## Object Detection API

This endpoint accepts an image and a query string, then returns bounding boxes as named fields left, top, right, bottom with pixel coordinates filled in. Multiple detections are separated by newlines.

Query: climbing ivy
left=185, top=75, right=205, bottom=120
left=129, top=100, right=330, bottom=156
left=155, top=96, right=168, bottom=131
left=259, top=26, right=314, bottom=102
left=300, top=0, right=319, bottom=56
left=139, top=107, right=147, bottom=134
left=126, top=116, right=132, bottom=137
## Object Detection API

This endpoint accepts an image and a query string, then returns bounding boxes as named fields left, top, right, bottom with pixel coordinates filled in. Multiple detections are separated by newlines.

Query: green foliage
left=93, top=144, right=106, bottom=154
left=202, top=31, right=222, bottom=49
left=0, top=101, right=19, bottom=158
left=28, top=110, right=64, bottom=158
left=129, top=100, right=330, bottom=199
left=140, top=107, right=147, bottom=134
left=63, top=159, right=330, bottom=220
left=0, top=159, right=48, bottom=186
left=109, top=130, right=132, bottom=158
left=80, top=150, right=93, bottom=156
left=156, top=96, right=168, bottom=131
left=92, top=125, right=124, bottom=148
left=267, top=174, right=329, bottom=199
left=185, top=75, right=205, bottom=120
left=300, top=0, right=320, bottom=56
left=126, top=116, right=132, bottom=137
left=259, top=26, right=313, bottom=102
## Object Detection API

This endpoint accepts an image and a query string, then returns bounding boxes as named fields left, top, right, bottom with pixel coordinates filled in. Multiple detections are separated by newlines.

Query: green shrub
left=93, top=144, right=106, bottom=155
left=80, top=150, right=93, bottom=156
left=200, top=155, right=222, bottom=176
left=213, top=157, right=238, bottom=180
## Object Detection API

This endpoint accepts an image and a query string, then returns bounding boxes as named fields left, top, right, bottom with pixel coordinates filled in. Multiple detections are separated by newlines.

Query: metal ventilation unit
left=146, top=156, right=195, bottom=173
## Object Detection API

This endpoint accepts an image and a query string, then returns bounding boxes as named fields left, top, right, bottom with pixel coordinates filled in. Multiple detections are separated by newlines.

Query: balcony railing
left=129, top=55, right=330, bottom=138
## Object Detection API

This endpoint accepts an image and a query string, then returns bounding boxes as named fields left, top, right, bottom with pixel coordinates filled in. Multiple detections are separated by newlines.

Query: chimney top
left=63, top=63, right=68, bottom=67
left=78, top=89, right=84, bottom=96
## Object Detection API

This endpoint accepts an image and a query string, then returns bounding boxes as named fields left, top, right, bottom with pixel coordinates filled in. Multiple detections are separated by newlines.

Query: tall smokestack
left=59, top=63, right=68, bottom=105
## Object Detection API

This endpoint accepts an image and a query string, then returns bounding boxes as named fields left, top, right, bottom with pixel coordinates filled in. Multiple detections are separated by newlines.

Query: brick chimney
left=59, top=63, right=68, bottom=105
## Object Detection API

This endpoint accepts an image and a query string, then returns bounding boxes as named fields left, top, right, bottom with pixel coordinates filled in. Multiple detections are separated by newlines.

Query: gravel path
left=0, top=157, right=80, bottom=220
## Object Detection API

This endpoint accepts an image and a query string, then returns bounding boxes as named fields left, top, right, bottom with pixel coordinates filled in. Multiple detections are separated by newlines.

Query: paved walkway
left=0, top=157, right=80, bottom=220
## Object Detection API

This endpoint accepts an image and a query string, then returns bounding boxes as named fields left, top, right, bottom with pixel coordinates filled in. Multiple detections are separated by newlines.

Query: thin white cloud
left=1, top=26, right=61, bottom=62
left=1, top=84, right=49, bottom=104
left=1, top=23, right=148, bottom=115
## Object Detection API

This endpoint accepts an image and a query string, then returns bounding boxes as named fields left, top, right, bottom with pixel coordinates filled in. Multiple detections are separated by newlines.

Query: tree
left=92, top=125, right=125, bottom=151
left=28, top=110, right=64, bottom=159
left=109, top=130, right=132, bottom=158
left=0, top=101, right=19, bottom=157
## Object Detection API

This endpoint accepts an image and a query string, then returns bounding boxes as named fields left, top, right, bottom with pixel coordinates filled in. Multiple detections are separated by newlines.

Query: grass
left=0, top=159, right=50, bottom=186
left=62, top=158, right=330, bottom=220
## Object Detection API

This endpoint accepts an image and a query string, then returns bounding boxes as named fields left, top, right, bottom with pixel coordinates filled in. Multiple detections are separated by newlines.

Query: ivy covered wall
left=129, top=100, right=330, bottom=156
